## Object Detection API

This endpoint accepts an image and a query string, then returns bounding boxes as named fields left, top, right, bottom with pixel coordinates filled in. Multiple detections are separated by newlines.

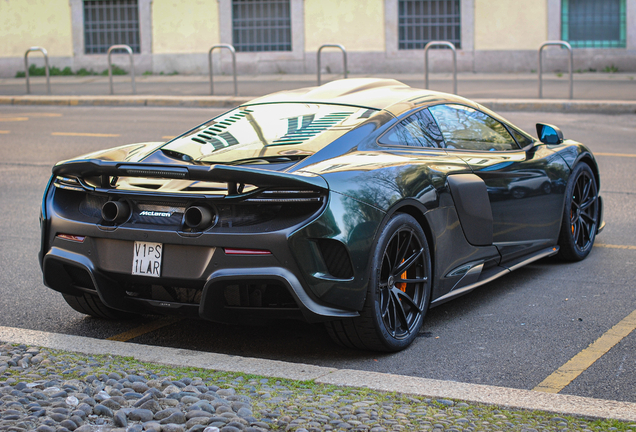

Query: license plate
left=132, top=241, right=163, bottom=277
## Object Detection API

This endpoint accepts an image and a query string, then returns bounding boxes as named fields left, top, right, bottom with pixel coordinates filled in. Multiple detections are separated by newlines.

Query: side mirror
left=536, top=123, right=564, bottom=145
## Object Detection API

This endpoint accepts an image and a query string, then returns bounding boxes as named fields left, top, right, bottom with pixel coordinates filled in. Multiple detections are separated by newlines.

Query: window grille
left=562, top=0, right=626, bottom=48
left=399, top=0, right=461, bottom=50
left=232, top=0, right=292, bottom=52
left=83, top=0, right=140, bottom=54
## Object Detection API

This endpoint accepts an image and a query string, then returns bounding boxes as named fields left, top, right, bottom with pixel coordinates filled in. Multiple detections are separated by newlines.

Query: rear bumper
left=42, top=245, right=358, bottom=324
left=40, top=177, right=385, bottom=322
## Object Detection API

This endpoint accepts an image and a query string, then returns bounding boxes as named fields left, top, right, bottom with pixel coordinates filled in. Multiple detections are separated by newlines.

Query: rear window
left=378, top=108, right=444, bottom=148
left=162, top=103, right=377, bottom=164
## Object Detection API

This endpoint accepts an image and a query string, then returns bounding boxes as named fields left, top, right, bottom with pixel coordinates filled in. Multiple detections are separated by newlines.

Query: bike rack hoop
left=24, top=47, right=51, bottom=95
left=424, top=41, right=457, bottom=95
left=538, top=41, right=573, bottom=99
left=107, top=44, right=136, bottom=95
left=317, top=44, right=348, bottom=86
left=208, top=44, right=237, bottom=96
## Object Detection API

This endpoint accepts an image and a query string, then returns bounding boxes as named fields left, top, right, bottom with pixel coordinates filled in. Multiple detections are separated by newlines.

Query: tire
left=541, top=181, right=552, bottom=195
left=325, top=213, right=431, bottom=351
left=62, top=293, right=138, bottom=320
left=557, top=163, right=599, bottom=261
left=511, top=187, right=526, bottom=199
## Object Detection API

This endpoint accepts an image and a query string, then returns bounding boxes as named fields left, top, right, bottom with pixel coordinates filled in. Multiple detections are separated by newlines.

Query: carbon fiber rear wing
left=52, top=159, right=328, bottom=194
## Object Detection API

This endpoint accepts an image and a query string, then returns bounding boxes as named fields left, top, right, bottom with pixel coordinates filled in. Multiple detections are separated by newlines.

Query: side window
left=378, top=109, right=443, bottom=148
left=429, top=104, right=519, bottom=151
left=509, top=127, right=534, bottom=147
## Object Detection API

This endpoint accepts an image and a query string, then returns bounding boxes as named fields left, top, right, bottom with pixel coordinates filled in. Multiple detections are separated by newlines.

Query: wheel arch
left=572, top=152, right=603, bottom=233
left=383, top=200, right=437, bottom=288
left=575, top=153, right=601, bottom=190
left=556, top=159, right=600, bottom=261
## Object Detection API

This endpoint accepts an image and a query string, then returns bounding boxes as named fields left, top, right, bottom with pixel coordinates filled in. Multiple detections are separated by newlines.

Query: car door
left=428, top=104, right=567, bottom=263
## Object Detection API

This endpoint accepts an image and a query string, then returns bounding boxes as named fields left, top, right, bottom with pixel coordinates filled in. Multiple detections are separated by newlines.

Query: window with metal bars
left=232, top=0, right=292, bottom=52
left=83, top=0, right=140, bottom=54
left=399, top=0, right=461, bottom=50
left=562, top=0, right=626, bottom=48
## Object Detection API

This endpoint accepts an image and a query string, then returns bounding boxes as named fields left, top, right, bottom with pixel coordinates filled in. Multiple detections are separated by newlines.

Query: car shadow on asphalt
left=82, top=261, right=553, bottom=365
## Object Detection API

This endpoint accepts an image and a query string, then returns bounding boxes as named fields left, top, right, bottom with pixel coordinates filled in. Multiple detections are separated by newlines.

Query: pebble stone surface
left=1, top=342, right=635, bottom=432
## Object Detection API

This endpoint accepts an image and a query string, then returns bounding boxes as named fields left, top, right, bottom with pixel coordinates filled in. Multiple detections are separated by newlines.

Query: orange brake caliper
left=396, top=259, right=407, bottom=292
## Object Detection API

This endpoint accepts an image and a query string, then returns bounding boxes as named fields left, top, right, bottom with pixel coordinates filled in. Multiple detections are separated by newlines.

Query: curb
left=0, top=95, right=251, bottom=108
left=1, top=95, right=635, bottom=113
left=477, top=98, right=636, bottom=114
left=1, top=326, right=635, bottom=422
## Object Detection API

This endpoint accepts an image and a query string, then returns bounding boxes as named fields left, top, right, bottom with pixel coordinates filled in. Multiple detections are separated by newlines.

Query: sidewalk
left=1, top=326, right=636, bottom=432
left=1, top=72, right=635, bottom=113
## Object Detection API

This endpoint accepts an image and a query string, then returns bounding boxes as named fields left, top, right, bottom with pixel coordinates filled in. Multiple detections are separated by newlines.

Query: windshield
left=162, top=103, right=377, bottom=164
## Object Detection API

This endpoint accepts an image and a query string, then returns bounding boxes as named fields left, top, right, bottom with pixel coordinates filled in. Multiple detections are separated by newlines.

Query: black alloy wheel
left=325, top=213, right=431, bottom=351
left=557, top=163, right=599, bottom=261
left=377, top=220, right=428, bottom=341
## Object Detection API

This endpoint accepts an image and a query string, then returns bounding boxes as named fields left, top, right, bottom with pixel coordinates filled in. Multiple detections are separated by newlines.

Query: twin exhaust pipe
left=183, top=206, right=213, bottom=229
left=101, top=201, right=213, bottom=230
left=101, top=201, right=130, bottom=224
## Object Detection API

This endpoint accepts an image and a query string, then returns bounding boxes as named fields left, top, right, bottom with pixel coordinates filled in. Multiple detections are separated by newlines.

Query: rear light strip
left=56, top=234, right=86, bottom=243
left=224, top=248, right=271, bottom=255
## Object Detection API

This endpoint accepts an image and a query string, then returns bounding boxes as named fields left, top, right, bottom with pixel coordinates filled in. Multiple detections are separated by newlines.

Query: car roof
left=243, top=78, right=481, bottom=117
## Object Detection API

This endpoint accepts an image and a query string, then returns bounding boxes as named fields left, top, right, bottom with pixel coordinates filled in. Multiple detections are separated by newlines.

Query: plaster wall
left=1, top=0, right=635, bottom=78
left=304, top=0, right=385, bottom=52
left=0, top=0, right=73, bottom=58
left=152, top=0, right=220, bottom=54
left=474, top=0, right=548, bottom=51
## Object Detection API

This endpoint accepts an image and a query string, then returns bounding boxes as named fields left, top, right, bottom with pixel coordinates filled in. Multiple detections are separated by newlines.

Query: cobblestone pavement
left=1, top=342, right=635, bottom=432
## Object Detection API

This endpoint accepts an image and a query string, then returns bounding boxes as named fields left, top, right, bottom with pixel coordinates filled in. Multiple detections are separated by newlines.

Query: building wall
left=0, top=0, right=73, bottom=58
left=66, top=0, right=153, bottom=75
left=153, top=0, right=220, bottom=54
left=217, top=0, right=306, bottom=74
left=474, top=0, right=547, bottom=51
left=151, top=0, right=221, bottom=73
left=0, top=0, right=634, bottom=77
left=304, top=0, right=385, bottom=52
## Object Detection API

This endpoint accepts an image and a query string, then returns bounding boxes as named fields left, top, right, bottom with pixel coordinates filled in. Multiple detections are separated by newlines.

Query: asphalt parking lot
left=0, top=105, right=634, bottom=405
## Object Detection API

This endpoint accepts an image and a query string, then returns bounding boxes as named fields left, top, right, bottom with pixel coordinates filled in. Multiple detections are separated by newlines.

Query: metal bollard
left=538, top=41, right=573, bottom=99
left=424, top=41, right=457, bottom=95
left=208, top=44, right=237, bottom=96
left=24, top=47, right=51, bottom=95
left=107, top=45, right=136, bottom=95
left=317, top=44, right=347, bottom=86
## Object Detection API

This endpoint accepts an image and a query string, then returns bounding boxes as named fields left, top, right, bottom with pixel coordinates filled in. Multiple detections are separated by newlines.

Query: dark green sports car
left=39, top=78, right=604, bottom=351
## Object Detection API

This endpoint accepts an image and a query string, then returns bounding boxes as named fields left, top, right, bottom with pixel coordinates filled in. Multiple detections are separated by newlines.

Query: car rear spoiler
left=52, top=159, right=328, bottom=193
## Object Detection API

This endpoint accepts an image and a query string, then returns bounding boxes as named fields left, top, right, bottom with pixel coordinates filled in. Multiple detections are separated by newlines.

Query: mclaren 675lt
left=40, top=79, right=604, bottom=351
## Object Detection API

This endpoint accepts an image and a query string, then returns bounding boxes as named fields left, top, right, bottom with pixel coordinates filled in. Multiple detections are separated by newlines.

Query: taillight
left=224, top=248, right=271, bottom=255
left=56, top=234, right=86, bottom=243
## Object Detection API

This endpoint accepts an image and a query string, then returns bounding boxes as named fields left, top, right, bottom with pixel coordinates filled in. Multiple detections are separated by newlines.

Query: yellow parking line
left=0, top=117, right=28, bottom=122
left=0, top=131, right=9, bottom=134
left=595, top=243, right=636, bottom=250
left=533, top=309, right=636, bottom=393
left=52, top=132, right=120, bottom=137
left=594, top=152, right=636, bottom=158
left=106, top=316, right=183, bottom=342
left=15, top=112, right=62, bottom=117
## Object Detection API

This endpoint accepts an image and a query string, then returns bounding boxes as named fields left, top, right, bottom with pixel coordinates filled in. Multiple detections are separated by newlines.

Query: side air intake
left=317, top=239, right=354, bottom=279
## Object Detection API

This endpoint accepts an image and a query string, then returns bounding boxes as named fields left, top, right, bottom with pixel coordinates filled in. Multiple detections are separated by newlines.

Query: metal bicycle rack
left=24, top=47, right=51, bottom=95
left=107, top=45, right=136, bottom=95
left=317, top=44, right=347, bottom=86
left=424, top=41, right=457, bottom=95
left=538, top=41, right=573, bottom=99
left=208, top=44, right=237, bottom=96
